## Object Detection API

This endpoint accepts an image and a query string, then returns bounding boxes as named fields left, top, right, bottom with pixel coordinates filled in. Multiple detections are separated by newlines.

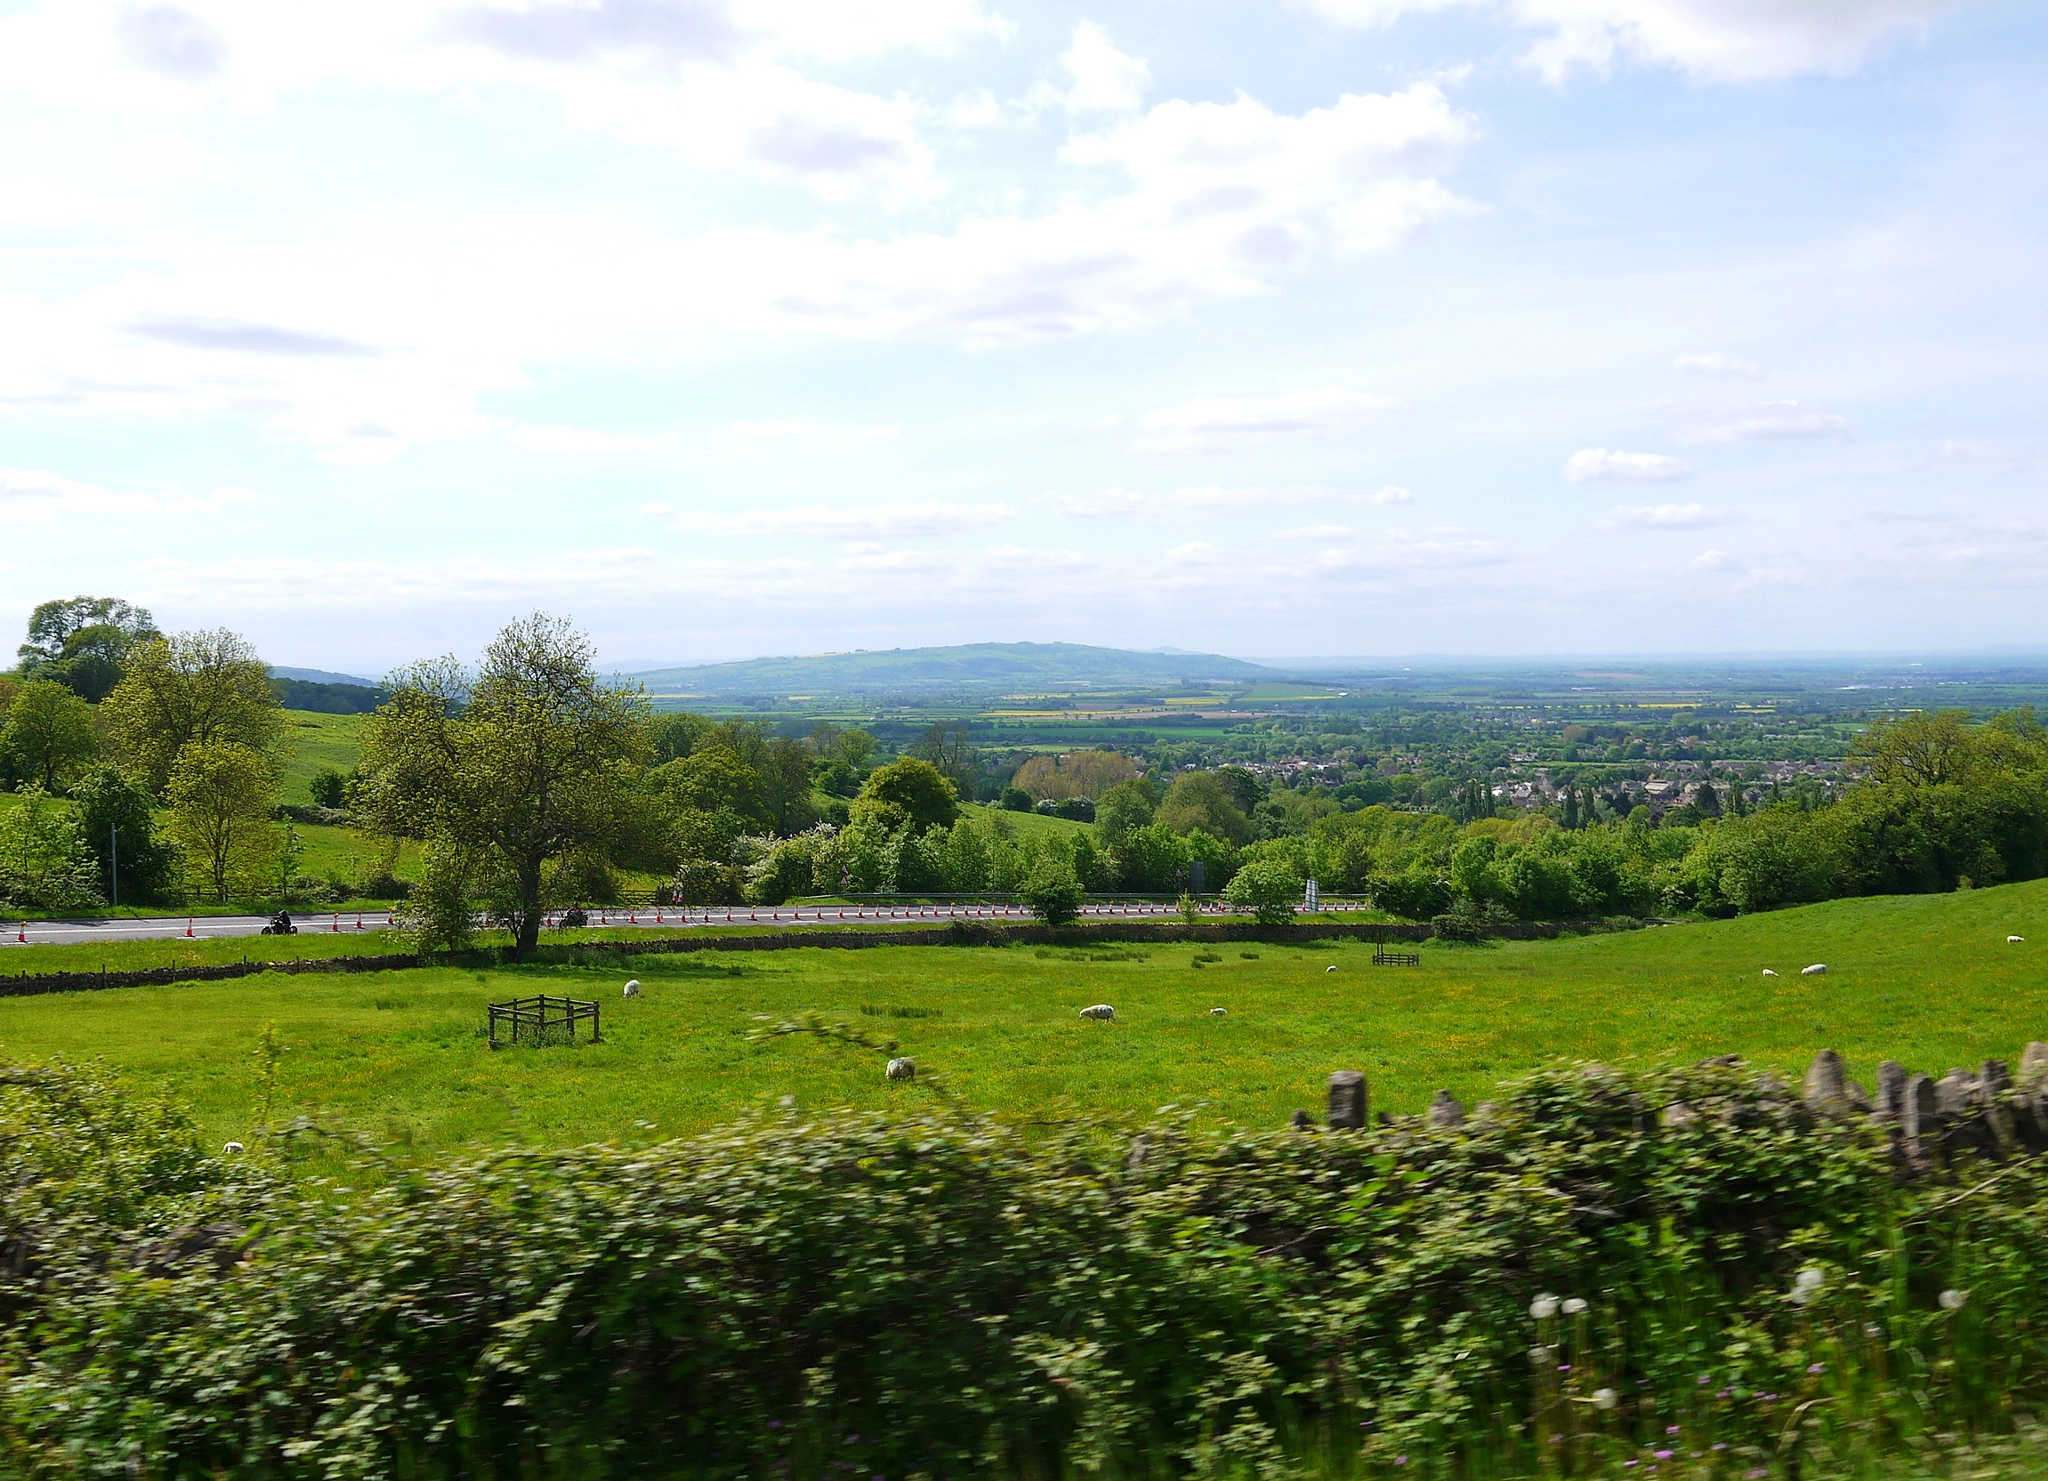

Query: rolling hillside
left=624, top=642, right=1276, bottom=696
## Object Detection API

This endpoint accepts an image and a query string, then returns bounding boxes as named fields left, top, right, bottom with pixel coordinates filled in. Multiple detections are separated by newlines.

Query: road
left=1, top=900, right=1371, bottom=948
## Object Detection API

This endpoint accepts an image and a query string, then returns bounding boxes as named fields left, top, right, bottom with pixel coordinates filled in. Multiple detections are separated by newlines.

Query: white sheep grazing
left=1325, top=965, right=1338, bottom=973
left=885, top=1057, right=916, bottom=1081
left=1209, top=1007, right=1228, bottom=1016
left=222, top=1140, right=245, bottom=1155
left=623, top=979, right=641, bottom=998
left=1078, top=1004, right=1116, bottom=1021
left=1801, top=963, right=1828, bottom=976
left=1762, top=969, right=1779, bottom=977
left=2010, top=936, right=2026, bottom=944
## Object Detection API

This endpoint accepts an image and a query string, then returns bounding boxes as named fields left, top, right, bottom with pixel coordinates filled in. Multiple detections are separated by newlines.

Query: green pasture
left=956, top=800, right=1093, bottom=839
left=0, top=880, right=2044, bottom=1157
left=277, top=710, right=366, bottom=804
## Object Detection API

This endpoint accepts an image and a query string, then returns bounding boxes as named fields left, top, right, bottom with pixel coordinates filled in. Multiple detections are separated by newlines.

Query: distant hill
left=272, top=665, right=380, bottom=688
left=271, top=675, right=383, bottom=715
left=625, top=642, right=1277, bottom=695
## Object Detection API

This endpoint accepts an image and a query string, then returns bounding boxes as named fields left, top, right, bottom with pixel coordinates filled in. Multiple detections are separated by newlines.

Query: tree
left=17, top=596, right=159, bottom=699
left=851, top=758, right=959, bottom=835
left=72, top=764, right=179, bottom=904
left=1, top=679, right=98, bottom=790
left=355, top=613, right=652, bottom=958
left=101, top=629, right=283, bottom=793
left=911, top=721, right=978, bottom=790
left=1157, top=771, right=1253, bottom=846
left=1222, top=857, right=1303, bottom=926
left=1019, top=850, right=1083, bottom=926
left=166, top=740, right=278, bottom=903
left=0, top=785, right=103, bottom=911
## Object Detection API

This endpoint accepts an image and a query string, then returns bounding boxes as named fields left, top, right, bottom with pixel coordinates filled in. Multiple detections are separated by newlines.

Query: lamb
left=1801, top=964, right=1828, bottom=975
left=1209, top=1007, right=1228, bottom=1016
left=622, top=979, right=641, bottom=998
left=221, top=1141, right=245, bottom=1155
left=1078, top=1004, right=1116, bottom=1021
left=885, top=1057, right=916, bottom=1081
left=2010, top=936, right=2027, bottom=944
left=1762, top=969, right=1779, bottom=977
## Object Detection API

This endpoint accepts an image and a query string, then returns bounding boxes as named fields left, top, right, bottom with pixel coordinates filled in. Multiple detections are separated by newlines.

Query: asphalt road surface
left=1, top=899, right=1369, bottom=948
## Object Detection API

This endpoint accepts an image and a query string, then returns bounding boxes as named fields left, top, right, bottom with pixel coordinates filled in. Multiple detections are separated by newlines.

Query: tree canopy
left=100, top=629, right=283, bottom=793
left=356, top=613, right=651, bottom=956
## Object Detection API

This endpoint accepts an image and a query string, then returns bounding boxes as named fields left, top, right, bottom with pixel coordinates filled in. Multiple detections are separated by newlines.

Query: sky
left=1, top=0, right=2045, bottom=674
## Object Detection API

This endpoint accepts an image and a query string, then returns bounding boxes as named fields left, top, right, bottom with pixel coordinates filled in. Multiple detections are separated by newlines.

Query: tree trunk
left=514, top=859, right=544, bottom=960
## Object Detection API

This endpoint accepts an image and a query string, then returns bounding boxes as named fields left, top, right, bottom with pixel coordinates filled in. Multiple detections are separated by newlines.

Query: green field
left=2, top=880, right=2044, bottom=1158
left=277, top=710, right=366, bottom=804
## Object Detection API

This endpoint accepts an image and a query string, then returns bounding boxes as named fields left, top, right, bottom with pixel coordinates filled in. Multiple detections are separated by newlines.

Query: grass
left=277, top=710, right=365, bottom=804
left=957, top=800, right=1095, bottom=838
left=0, top=879, right=2044, bottom=1156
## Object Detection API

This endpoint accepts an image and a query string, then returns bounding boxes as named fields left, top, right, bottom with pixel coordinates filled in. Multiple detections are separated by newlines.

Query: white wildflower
left=1592, top=1388, right=1618, bottom=1410
left=1530, top=1294, right=1561, bottom=1321
left=1939, top=1289, right=1968, bottom=1311
left=1562, top=1297, right=1588, bottom=1315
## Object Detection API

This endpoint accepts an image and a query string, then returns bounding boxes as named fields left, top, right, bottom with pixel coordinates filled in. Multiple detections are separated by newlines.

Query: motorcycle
left=260, top=911, right=298, bottom=936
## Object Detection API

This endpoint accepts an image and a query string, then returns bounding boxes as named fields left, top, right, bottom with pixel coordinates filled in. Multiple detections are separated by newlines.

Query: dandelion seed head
left=1592, top=1388, right=1618, bottom=1410
left=1563, top=1297, right=1588, bottom=1315
left=1795, top=1267, right=1825, bottom=1292
left=1940, top=1288, right=1969, bottom=1311
left=1531, top=1294, right=1561, bottom=1320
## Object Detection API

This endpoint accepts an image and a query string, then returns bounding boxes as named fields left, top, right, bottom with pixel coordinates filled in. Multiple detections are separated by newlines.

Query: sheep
left=1078, top=1004, right=1116, bottom=1021
left=1209, top=1007, right=1228, bottom=1016
left=1801, top=963, right=1828, bottom=976
left=622, top=979, right=641, bottom=998
left=2010, top=936, right=2027, bottom=944
left=1762, top=968, right=1779, bottom=977
left=221, top=1141, right=245, bottom=1155
left=885, top=1057, right=916, bottom=1081
left=1325, top=965, right=1338, bottom=973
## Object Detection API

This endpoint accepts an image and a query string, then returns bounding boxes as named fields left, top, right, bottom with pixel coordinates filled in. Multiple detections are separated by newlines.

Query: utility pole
left=109, top=822, right=118, bottom=908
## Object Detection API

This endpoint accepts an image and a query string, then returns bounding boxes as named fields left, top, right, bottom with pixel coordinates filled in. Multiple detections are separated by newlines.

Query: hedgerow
left=3, top=1054, right=2047, bottom=1479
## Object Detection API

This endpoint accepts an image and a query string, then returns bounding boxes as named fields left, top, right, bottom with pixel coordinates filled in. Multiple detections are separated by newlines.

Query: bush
left=1018, top=852, right=1084, bottom=925
left=1000, top=785, right=1033, bottom=812
left=1221, top=856, right=1301, bottom=925
left=11, top=1057, right=2048, bottom=1478
left=391, top=841, right=478, bottom=951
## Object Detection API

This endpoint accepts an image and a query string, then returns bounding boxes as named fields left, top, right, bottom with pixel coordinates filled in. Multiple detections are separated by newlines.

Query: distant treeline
left=268, top=676, right=382, bottom=714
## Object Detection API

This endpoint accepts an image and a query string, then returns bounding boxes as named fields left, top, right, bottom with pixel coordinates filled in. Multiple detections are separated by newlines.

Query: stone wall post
left=1327, top=1071, right=1368, bottom=1130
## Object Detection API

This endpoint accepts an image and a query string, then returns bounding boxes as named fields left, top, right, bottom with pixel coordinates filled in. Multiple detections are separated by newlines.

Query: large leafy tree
left=165, top=739, right=278, bottom=904
left=851, top=758, right=958, bottom=835
left=17, top=596, right=160, bottom=701
left=356, top=613, right=651, bottom=958
left=101, top=629, right=283, bottom=793
left=1, top=679, right=98, bottom=791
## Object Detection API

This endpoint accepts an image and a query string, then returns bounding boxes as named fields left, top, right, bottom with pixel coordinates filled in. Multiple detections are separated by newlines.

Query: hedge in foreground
left=3, top=1054, right=2047, bottom=1480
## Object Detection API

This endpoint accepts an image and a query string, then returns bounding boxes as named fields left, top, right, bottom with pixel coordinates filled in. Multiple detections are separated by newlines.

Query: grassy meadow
left=0, top=878, right=2043, bottom=1157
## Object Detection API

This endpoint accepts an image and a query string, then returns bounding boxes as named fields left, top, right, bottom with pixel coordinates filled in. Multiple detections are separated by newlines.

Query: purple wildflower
left=1655, top=1450, right=1674, bottom=1461
left=1807, top=1363, right=1825, bottom=1375
left=1667, top=1426, right=1681, bottom=1435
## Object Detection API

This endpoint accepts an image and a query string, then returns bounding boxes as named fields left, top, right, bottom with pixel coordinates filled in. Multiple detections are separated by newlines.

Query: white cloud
left=1042, top=483, right=1413, bottom=518
left=0, top=465, right=257, bottom=522
left=1273, top=524, right=1358, bottom=540
left=1057, top=23, right=1149, bottom=114
left=1597, top=501, right=1734, bottom=531
left=1679, top=401, right=1850, bottom=444
left=1942, top=439, right=2027, bottom=468
left=1133, top=388, right=1399, bottom=453
left=1563, top=447, right=1692, bottom=483
left=1691, top=548, right=1732, bottom=570
left=728, top=418, right=816, bottom=438
left=673, top=499, right=1017, bottom=538
left=1674, top=351, right=1762, bottom=378
left=510, top=423, right=670, bottom=453
left=1291, top=0, right=1967, bottom=81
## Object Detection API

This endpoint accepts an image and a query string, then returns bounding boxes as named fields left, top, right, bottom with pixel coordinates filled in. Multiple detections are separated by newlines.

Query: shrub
left=1221, top=856, right=1301, bottom=925
left=999, top=785, right=1033, bottom=812
left=1018, top=852, right=1083, bottom=925
left=10, top=1057, right=2048, bottom=1479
